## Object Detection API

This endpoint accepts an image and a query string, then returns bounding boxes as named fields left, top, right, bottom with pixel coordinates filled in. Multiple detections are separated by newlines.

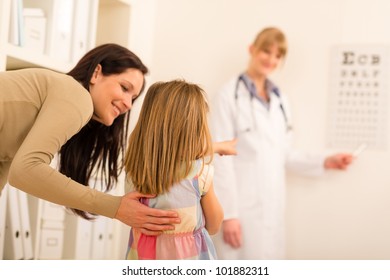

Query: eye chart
left=327, top=45, right=389, bottom=150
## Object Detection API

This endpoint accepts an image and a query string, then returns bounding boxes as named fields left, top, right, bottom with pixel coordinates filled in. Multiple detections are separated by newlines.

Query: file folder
left=0, top=185, right=8, bottom=259
left=17, top=189, right=34, bottom=259
left=4, top=185, right=24, bottom=259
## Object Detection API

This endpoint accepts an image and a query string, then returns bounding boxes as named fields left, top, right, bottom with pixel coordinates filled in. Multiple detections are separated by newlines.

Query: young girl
left=124, top=80, right=224, bottom=260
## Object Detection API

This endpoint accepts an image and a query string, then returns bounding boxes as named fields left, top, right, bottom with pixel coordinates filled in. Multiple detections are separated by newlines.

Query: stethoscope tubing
left=234, top=74, right=292, bottom=132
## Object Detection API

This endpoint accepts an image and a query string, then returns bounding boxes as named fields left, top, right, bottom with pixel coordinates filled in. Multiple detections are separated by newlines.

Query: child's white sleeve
left=124, top=175, right=135, bottom=194
left=198, top=164, right=214, bottom=196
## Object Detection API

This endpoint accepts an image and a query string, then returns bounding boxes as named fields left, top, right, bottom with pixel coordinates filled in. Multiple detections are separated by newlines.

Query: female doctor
left=210, top=27, right=353, bottom=259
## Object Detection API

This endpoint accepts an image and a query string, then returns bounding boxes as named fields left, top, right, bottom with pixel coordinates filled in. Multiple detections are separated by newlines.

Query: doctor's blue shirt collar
left=237, top=73, right=291, bottom=131
left=239, top=73, right=280, bottom=109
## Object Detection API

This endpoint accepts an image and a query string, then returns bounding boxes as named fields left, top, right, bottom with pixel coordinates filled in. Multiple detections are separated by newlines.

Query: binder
left=8, top=0, right=20, bottom=45
left=37, top=220, right=64, bottom=260
left=70, top=0, right=91, bottom=62
left=16, top=0, right=25, bottom=46
left=8, top=0, right=25, bottom=46
left=17, top=190, right=34, bottom=259
left=4, top=185, right=24, bottom=260
left=23, top=8, right=46, bottom=53
left=90, top=217, right=107, bottom=259
left=0, top=185, right=8, bottom=259
left=89, top=178, right=116, bottom=259
left=24, top=0, right=74, bottom=60
left=47, top=0, right=74, bottom=62
left=62, top=213, right=92, bottom=259
left=103, top=218, right=115, bottom=259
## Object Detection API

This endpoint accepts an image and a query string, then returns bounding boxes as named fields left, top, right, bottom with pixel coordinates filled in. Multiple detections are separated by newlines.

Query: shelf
left=96, top=0, right=132, bottom=46
left=100, top=0, right=134, bottom=5
left=5, top=43, right=73, bottom=73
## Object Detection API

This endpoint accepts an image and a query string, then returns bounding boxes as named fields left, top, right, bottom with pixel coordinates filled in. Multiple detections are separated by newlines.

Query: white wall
left=129, top=0, right=390, bottom=259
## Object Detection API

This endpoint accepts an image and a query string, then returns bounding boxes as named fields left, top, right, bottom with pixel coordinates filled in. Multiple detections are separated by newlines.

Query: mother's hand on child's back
left=115, top=191, right=181, bottom=235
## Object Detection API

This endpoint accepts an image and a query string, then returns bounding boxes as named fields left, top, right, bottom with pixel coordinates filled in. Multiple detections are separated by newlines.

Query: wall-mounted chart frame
left=327, top=45, right=390, bottom=150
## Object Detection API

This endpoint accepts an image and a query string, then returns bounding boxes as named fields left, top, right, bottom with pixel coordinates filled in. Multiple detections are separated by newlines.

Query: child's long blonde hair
left=124, top=80, right=213, bottom=195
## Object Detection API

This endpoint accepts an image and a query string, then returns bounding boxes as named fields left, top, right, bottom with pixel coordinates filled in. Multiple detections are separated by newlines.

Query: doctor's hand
left=222, top=218, right=242, bottom=248
left=115, top=191, right=181, bottom=236
left=324, top=153, right=353, bottom=170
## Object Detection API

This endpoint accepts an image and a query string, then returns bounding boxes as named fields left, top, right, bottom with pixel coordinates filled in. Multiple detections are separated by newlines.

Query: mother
left=0, top=44, right=180, bottom=235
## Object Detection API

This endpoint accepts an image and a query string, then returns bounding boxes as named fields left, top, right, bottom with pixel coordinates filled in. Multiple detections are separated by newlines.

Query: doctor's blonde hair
left=124, top=80, right=213, bottom=195
left=252, top=27, right=287, bottom=58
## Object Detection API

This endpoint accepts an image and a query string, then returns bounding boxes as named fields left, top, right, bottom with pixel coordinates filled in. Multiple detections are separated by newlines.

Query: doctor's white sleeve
left=210, top=86, right=239, bottom=220
left=285, top=149, right=326, bottom=177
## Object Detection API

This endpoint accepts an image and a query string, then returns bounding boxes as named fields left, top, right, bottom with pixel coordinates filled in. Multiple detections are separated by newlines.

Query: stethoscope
left=234, top=74, right=292, bottom=132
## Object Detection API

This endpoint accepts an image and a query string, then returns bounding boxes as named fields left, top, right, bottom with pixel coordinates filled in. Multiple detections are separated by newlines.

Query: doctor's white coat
left=210, top=76, right=325, bottom=259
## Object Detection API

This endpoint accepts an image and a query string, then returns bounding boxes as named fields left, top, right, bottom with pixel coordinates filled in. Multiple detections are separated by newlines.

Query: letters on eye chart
left=327, top=45, right=389, bottom=150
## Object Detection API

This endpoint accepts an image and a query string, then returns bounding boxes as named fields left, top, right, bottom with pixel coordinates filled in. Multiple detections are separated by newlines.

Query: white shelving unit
left=0, top=0, right=93, bottom=72
left=0, top=0, right=139, bottom=260
left=0, top=0, right=136, bottom=72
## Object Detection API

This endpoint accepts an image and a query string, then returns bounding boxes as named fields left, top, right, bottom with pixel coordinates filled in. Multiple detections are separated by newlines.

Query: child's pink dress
left=126, top=160, right=217, bottom=260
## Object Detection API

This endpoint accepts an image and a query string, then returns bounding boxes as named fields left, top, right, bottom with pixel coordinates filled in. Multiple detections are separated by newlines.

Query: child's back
left=124, top=80, right=223, bottom=260
left=126, top=160, right=217, bottom=260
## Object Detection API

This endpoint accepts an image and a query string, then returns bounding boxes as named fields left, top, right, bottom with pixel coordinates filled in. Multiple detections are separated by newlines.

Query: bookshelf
left=0, top=0, right=136, bottom=260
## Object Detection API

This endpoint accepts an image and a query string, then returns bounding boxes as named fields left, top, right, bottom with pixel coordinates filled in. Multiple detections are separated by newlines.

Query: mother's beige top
left=0, top=68, right=121, bottom=218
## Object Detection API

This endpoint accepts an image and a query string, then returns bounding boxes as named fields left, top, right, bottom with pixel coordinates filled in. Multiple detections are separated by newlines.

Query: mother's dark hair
left=61, top=44, right=148, bottom=219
